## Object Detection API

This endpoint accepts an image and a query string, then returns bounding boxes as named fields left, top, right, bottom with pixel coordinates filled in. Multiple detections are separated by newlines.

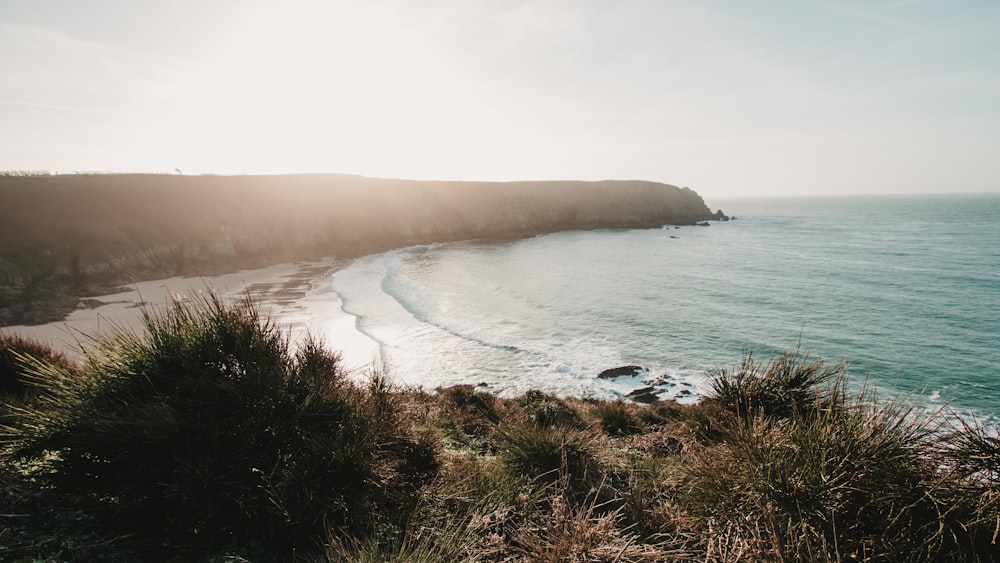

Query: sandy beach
left=1, top=259, right=381, bottom=373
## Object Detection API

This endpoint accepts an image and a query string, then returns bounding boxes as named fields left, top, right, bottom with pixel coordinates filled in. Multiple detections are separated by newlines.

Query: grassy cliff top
left=0, top=173, right=718, bottom=253
left=1, top=296, right=997, bottom=561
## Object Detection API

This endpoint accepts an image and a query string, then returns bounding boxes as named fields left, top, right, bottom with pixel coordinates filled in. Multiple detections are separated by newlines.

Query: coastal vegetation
left=0, top=173, right=722, bottom=325
left=1, top=296, right=997, bottom=561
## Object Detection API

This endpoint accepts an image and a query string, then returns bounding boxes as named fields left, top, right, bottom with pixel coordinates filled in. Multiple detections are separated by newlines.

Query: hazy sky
left=1, top=1, right=998, bottom=198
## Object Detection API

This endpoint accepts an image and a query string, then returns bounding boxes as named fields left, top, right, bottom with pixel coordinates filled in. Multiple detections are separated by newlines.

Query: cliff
left=0, top=173, right=721, bottom=324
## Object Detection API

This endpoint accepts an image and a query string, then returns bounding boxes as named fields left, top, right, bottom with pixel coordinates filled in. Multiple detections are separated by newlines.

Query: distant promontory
left=0, top=173, right=723, bottom=324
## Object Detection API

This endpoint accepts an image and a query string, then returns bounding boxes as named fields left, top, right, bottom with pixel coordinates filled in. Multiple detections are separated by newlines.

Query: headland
left=0, top=173, right=723, bottom=325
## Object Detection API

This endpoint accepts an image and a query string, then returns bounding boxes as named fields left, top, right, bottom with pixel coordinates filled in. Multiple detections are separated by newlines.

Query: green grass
left=591, top=400, right=642, bottom=436
left=1, top=295, right=434, bottom=560
left=708, top=350, right=842, bottom=419
left=1, top=300, right=998, bottom=561
left=517, top=389, right=586, bottom=429
left=0, top=332, right=78, bottom=407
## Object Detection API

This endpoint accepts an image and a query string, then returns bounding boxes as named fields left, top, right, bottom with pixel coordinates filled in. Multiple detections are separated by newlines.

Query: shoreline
left=2, top=174, right=722, bottom=326
left=0, top=257, right=381, bottom=372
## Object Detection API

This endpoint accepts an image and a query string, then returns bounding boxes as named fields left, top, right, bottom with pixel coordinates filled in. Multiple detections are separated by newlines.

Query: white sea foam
left=326, top=194, right=1000, bottom=420
left=330, top=243, right=714, bottom=400
left=9, top=195, right=997, bottom=421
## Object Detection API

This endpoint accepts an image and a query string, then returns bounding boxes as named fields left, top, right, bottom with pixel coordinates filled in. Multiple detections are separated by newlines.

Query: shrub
left=684, top=354, right=977, bottom=561
left=708, top=351, right=841, bottom=420
left=401, top=448, right=672, bottom=562
left=324, top=524, right=478, bottom=563
left=438, top=384, right=499, bottom=421
left=0, top=333, right=77, bottom=400
left=518, top=389, right=585, bottom=429
left=499, top=423, right=592, bottom=479
left=946, top=418, right=1000, bottom=487
left=592, top=400, right=641, bottom=436
left=8, top=329, right=1000, bottom=562
left=436, top=384, right=501, bottom=453
left=2, top=294, right=425, bottom=560
left=495, top=421, right=612, bottom=510
left=636, top=401, right=686, bottom=426
left=938, top=418, right=1000, bottom=559
left=506, top=490, right=672, bottom=562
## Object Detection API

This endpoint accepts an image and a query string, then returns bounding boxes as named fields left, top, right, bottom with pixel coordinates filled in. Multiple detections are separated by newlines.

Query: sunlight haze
left=1, top=0, right=998, bottom=198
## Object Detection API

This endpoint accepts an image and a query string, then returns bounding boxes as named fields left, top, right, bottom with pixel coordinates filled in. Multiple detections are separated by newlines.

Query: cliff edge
left=0, top=173, right=722, bottom=324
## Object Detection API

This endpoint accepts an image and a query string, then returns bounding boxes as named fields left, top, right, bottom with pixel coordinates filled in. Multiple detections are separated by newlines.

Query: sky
left=1, top=0, right=998, bottom=198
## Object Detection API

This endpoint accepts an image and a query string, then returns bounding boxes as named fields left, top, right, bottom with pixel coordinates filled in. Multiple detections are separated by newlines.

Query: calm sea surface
left=332, top=193, right=1000, bottom=421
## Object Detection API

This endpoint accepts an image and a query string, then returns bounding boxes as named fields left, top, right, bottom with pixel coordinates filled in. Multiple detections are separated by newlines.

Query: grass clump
left=498, top=423, right=595, bottom=482
left=0, top=333, right=78, bottom=406
left=3, top=316, right=999, bottom=561
left=591, top=400, right=642, bottom=436
left=938, top=418, right=1000, bottom=557
left=681, top=352, right=999, bottom=562
left=436, top=384, right=501, bottom=453
left=710, top=350, right=840, bottom=419
left=1, top=294, right=433, bottom=560
left=517, top=389, right=586, bottom=429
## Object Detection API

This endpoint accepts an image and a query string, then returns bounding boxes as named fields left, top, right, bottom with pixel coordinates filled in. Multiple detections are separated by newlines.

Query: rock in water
left=626, top=386, right=661, bottom=403
left=597, top=365, right=646, bottom=379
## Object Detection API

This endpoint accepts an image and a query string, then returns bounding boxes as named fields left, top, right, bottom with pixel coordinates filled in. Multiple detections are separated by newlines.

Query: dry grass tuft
left=3, top=309, right=999, bottom=561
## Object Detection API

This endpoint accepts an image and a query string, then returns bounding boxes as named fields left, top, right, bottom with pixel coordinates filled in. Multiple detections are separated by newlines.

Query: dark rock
left=696, top=221, right=711, bottom=227
left=628, top=391, right=660, bottom=404
left=626, top=386, right=656, bottom=397
left=627, top=386, right=663, bottom=404
left=598, top=365, right=646, bottom=379
left=630, top=393, right=659, bottom=404
left=644, top=374, right=672, bottom=386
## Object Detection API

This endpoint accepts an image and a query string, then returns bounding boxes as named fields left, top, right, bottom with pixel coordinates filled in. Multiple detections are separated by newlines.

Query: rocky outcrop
left=597, top=365, right=647, bottom=379
left=625, top=386, right=661, bottom=404
left=604, top=370, right=703, bottom=404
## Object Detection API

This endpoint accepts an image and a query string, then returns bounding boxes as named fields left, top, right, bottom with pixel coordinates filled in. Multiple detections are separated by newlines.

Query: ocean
left=331, top=193, right=1000, bottom=421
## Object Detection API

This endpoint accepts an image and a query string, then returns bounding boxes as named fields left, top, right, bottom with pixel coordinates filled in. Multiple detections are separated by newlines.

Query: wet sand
left=1, top=259, right=381, bottom=373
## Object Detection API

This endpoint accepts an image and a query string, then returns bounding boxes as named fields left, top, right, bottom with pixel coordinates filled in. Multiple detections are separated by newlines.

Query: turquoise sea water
left=332, top=193, right=1000, bottom=420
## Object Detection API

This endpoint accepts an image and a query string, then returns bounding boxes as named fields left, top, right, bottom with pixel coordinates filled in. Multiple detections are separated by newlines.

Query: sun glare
left=152, top=3, right=518, bottom=179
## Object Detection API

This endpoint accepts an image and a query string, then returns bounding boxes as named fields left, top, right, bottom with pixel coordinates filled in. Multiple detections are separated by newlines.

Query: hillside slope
left=0, top=173, right=723, bottom=324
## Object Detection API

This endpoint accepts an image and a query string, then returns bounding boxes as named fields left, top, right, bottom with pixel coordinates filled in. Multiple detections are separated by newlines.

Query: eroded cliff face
left=0, top=174, right=719, bottom=324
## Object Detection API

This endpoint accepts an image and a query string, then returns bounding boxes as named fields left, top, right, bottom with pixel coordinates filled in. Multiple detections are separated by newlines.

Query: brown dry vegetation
left=0, top=298, right=997, bottom=562
left=0, top=173, right=720, bottom=325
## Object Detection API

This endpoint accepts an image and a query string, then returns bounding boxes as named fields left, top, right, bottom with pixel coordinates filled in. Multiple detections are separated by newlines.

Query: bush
left=6, top=330, right=1000, bottom=561
left=683, top=353, right=996, bottom=562
left=938, top=418, right=1000, bottom=558
left=436, top=384, right=501, bottom=453
left=438, top=384, right=499, bottom=421
left=708, top=351, right=841, bottom=419
left=2, top=294, right=428, bottom=560
left=0, top=333, right=77, bottom=399
left=495, top=421, right=612, bottom=511
left=518, top=389, right=585, bottom=429
left=636, top=401, right=686, bottom=426
left=592, top=401, right=641, bottom=436
left=499, top=423, right=590, bottom=478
